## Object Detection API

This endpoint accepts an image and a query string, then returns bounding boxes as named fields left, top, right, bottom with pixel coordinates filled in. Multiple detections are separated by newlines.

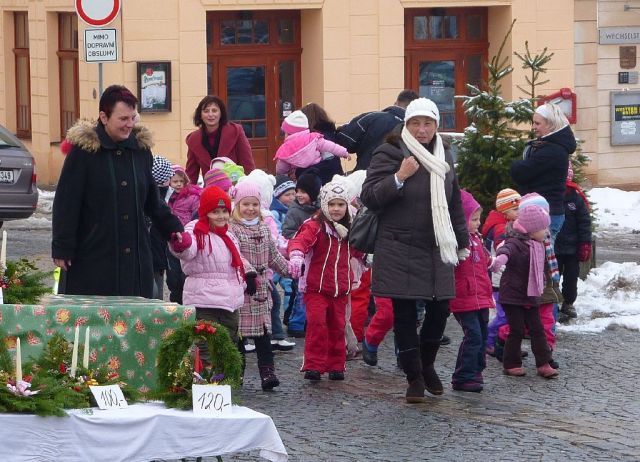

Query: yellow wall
left=0, top=0, right=604, bottom=186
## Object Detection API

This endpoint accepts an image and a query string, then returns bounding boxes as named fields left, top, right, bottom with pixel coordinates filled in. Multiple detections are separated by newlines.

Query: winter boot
left=561, top=303, right=577, bottom=319
left=361, top=339, right=378, bottom=366
left=537, top=363, right=559, bottom=379
left=420, top=341, right=444, bottom=395
left=398, top=349, right=425, bottom=403
left=259, top=365, right=280, bottom=391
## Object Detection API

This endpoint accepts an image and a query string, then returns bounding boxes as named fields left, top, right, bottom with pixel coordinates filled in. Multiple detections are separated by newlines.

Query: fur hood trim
left=65, top=119, right=154, bottom=153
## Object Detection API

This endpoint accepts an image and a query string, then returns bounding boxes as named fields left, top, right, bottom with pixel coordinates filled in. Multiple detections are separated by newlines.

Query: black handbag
left=348, top=206, right=378, bottom=253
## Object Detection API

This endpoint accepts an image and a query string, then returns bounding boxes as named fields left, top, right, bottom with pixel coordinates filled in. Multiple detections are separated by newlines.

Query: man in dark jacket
left=337, top=89, right=418, bottom=171
left=52, top=85, right=183, bottom=298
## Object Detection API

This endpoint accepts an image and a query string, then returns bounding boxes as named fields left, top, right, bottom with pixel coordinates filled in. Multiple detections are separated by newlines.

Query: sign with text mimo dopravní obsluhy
left=84, top=29, right=118, bottom=63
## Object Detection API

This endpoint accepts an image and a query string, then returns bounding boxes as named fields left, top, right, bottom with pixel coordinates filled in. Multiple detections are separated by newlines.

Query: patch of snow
left=589, top=187, right=640, bottom=232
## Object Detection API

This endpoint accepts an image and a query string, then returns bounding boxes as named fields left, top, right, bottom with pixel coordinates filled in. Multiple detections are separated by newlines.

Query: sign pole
left=99, top=62, right=104, bottom=96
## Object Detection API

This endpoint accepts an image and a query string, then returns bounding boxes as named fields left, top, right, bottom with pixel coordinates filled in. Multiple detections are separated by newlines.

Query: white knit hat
left=404, top=97, right=440, bottom=127
left=319, top=181, right=351, bottom=238
left=281, top=110, right=309, bottom=135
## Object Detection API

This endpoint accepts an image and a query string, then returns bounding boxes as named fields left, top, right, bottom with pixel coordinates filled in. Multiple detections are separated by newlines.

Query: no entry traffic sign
left=75, top=0, right=121, bottom=27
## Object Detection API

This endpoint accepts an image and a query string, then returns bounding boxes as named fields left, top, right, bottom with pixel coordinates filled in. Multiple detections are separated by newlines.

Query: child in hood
left=168, top=165, right=202, bottom=226
left=274, top=111, right=350, bottom=176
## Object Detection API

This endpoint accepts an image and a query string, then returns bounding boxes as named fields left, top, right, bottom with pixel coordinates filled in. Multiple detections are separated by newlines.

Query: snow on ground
left=589, top=187, right=640, bottom=232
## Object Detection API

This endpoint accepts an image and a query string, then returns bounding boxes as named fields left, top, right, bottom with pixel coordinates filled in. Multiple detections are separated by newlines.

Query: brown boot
left=421, top=342, right=444, bottom=395
left=259, top=365, right=280, bottom=391
left=398, top=349, right=425, bottom=403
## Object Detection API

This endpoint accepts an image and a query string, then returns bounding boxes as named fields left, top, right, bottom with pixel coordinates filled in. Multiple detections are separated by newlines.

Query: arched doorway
left=405, top=8, right=489, bottom=132
left=207, top=10, right=302, bottom=172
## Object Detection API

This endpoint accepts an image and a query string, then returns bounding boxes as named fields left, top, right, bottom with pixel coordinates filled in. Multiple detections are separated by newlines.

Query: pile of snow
left=589, top=187, right=640, bottom=232
left=559, top=261, right=640, bottom=333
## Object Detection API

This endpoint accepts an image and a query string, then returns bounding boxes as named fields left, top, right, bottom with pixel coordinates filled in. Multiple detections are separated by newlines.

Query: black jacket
left=554, top=186, right=592, bottom=255
left=149, top=186, right=170, bottom=272
left=336, top=105, right=405, bottom=171
left=52, top=121, right=183, bottom=297
left=360, top=134, right=468, bottom=300
left=510, top=125, right=576, bottom=215
left=281, top=200, right=318, bottom=239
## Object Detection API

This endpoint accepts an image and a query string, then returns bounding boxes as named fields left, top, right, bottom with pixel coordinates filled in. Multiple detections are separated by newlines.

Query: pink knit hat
left=460, top=189, right=481, bottom=224
left=514, top=205, right=550, bottom=234
left=281, top=110, right=308, bottom=135
left=203, top=168, right=232, bottom=192
left=229, top=180, right=262, bottom=204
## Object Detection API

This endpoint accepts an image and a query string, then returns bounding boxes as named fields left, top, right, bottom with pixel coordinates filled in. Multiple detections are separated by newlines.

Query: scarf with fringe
left=401, top=127, right=458, bottom=265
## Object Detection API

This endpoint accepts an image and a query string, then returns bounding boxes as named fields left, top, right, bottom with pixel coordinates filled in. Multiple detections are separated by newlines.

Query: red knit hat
left=198, top=186, right=231, bottom=217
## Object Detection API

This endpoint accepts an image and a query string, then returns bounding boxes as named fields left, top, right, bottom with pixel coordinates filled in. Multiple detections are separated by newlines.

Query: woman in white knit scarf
left=360, top=97, right=470, bottom=404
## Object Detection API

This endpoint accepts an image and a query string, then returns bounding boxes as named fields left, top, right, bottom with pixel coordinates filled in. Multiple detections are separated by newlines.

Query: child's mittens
left=577, top=242, right=592, bottom=262
left=288, top=250, right=305, bottom=279
left=489, top=254, right=508, bottom=273
left=170, top=232, right=191, bottom=252
left=245, top=271, right=258, bottom=296
left=457, top=248, right=471, bottom=262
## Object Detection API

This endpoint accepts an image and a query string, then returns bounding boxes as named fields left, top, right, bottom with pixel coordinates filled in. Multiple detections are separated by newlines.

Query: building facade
left=0, top=0, right=637, bottom=188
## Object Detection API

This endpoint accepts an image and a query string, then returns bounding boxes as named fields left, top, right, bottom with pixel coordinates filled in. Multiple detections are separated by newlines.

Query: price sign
left=191, top=384, right=232, bottom=416
left=89, top=385, right=128, bottom=409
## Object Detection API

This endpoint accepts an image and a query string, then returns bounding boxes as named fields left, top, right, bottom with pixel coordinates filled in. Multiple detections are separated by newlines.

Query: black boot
left=259, top=365, right=280, bottom=391
left=398, top=349, right=425, bottom=403
left=420, top=341, right=443, bottom=396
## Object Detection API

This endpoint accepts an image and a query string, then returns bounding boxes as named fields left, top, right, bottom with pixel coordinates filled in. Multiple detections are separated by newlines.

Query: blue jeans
left=269, top=281, right=285, bottom=340
left=486, top=291, right=506, bottom=348
left=549, top=213, right=565, bottom=246
left=272, top=274, right=294, bottom=317
left=452, top=309, right=489, bottom=385
left=288, top=292, right=306, bottom=332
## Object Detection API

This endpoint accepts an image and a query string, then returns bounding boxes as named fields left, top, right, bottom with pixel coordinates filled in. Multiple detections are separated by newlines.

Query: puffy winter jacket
left=450, top=233, right=495, bottom=313
left=168, top=184, right=201, bottom=226
left=281, top=200, right=318, bottom=239
left=288, top=219, right=357, bottom=297
left=275, top=130, right=348, bottom=174
left=170, top=220, right=250, bottom=311
left=554, top=186, right=592, bottom=255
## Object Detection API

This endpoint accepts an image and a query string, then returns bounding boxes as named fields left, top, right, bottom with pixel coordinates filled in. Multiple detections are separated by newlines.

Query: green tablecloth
left=0, top=295, right=196, bottom=392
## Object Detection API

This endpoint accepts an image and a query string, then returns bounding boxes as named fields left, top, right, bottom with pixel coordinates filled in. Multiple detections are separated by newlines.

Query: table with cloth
left=0, top=402, right=288, bottom=461
left=0, top=295, right=195, bottom=392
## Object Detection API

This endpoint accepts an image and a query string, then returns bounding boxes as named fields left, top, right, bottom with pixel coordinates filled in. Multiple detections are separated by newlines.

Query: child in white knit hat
left=274, top=110, right=350, bottom=176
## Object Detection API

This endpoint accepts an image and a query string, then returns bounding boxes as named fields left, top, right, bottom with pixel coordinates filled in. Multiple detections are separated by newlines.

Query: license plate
left=0, top=169, right=14, bottom=183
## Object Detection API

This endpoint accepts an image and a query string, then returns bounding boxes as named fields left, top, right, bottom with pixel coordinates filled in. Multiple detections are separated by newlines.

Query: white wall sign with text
left=84, top=29, right=118, bottom=63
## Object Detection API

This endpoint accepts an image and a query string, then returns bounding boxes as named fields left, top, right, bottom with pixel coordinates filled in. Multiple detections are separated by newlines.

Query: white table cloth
left=0, top=403, right=288, bottom=462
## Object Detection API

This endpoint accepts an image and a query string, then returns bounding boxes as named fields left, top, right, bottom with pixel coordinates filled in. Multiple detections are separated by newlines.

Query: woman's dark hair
left=193, top=95, right=228, bottom=128
left=99, top=85, right=138, bottom=118
left=301, top=103, right=336, bottom=133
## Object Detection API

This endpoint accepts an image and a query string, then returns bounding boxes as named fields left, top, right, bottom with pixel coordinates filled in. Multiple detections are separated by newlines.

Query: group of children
left=148, top=107, right=592, bottom=396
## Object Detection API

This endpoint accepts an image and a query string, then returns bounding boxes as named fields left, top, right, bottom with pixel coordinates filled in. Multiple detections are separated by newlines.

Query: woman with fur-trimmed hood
left=52, top=85, right=183, bottom=297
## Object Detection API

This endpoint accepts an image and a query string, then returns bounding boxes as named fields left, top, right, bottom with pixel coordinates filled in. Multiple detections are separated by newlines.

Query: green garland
left=0, top=332, right=138, bottom=416
left=1, top=258, right=51, bottom=304
left=154, top=320, right=243, bottom=410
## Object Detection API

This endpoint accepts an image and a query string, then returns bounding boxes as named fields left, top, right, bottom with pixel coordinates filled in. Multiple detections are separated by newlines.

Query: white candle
left=15, top=337, right=22, bottom=383
left=83, top=327, right=90, bottom=369
left=0, top=230, right=6, bottom=270
left=70, top=325, right=79, bottom=377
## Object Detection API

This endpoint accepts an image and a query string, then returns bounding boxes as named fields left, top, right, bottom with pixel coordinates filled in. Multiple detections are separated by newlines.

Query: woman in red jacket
left=185, top=95, right=255, bottom=185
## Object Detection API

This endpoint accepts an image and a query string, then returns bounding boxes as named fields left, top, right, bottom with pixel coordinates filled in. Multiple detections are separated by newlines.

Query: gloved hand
left=170, top=232, right=191, bottom=253
left=457, top=248, right=471, bottom=262
left=288, top=251, right=305, bottom=279
left=577, top=242, right=592, bottom=262
left=489, top=254, right=508, bottom=273
left=245, top=271, right=257, bottom=296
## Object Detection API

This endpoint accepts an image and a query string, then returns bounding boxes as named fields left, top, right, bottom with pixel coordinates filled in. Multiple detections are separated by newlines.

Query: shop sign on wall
left=611, top=91, right=640, bottom=145
left=600, top=27, right=640, bottom=45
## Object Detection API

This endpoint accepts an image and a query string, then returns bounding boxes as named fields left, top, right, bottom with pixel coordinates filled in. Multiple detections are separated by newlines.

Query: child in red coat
left=288, top=181, right=363, bottom=381
left=450, top=190, right=495, bottom=392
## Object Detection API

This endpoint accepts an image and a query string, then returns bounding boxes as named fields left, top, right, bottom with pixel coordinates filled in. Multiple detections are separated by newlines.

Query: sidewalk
left=229, top=322, right=639, bottom=461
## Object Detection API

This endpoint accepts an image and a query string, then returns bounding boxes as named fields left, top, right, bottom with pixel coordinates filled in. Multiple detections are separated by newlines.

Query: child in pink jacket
left=274, top=110, right=349, bottom=175
left=169, top=186, right=255, bottom=352
left=168, top=165, right=202, bottom=225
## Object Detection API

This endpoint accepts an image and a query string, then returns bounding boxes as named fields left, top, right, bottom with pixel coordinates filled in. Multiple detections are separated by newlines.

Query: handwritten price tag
left=89, top=385, right=128, bottom=410
left=192, top=384, right=232, bottom=416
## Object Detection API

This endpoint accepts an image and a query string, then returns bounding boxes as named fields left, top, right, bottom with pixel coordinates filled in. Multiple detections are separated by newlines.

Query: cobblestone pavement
left=220, top=323, right=639, bottom=462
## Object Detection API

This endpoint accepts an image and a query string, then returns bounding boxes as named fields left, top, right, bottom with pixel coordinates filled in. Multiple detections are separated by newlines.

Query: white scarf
left=401, top=126, right=458, bottom=265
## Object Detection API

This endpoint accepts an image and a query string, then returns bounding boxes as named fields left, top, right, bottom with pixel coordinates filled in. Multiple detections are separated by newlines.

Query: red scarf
left=193, top=220, right=245, bottom=279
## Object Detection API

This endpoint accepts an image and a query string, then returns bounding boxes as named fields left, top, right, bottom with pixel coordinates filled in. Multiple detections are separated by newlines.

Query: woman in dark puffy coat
left=511, top=103, right=576, bottom=242
left=360, top=98, right=468, bottom=403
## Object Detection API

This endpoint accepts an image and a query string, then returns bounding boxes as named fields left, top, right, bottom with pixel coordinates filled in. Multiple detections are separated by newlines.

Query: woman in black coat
left=510, top=103, right=576, bottom=242
left=360, top=98, right=468, bottom=403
